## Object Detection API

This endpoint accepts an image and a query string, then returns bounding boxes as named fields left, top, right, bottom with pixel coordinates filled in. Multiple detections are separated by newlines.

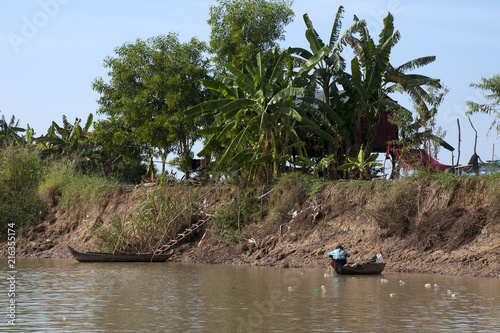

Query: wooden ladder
left=155, top=217, right=209, bottom=255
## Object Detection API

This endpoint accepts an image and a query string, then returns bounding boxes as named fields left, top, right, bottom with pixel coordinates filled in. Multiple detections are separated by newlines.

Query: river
left=1, top=258, right=499, bottom=332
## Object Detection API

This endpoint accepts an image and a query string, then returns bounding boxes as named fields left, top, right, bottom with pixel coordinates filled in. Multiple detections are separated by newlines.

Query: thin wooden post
left=456, top=118, right=461, bottom=168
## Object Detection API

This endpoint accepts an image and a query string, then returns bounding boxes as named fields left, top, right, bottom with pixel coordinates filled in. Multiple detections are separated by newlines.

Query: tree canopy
left=466, top=74, right=500, bottom=136
left=92, top=33, right=210, bottom=180
left=208, top=0, right=294, bottom=72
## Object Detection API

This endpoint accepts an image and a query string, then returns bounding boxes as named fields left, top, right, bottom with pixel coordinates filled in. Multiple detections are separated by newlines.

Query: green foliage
left=466, top=74, right=500, bottom=136
left=93, top=33, right=210, bottom=180
left=340, top=12, right=441, bottom=164
left=59, top=174, right=118, bottom=212
left=208, top=0, right=294, bottom=71
left=0, top=113, right=24, bottom=145
left=338, top=146, right=382, bottom=179
left=0, top=145, right=45, bottom=238
left=390, top=85, right=453, bottom=156
left=38, top=160, right=74, bottom=207
left=36, top=114, right=93, bottom=160
left=38, top=160, right=118, bottom=213
left=291, top=7, right=365, bottom=179
left=187, top=47, right=327, bottom=183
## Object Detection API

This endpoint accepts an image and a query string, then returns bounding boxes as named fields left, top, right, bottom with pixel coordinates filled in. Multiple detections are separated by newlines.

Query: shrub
left=0, top=145, right=45, bottom=238
left=38, top=161, right=118, bottom=215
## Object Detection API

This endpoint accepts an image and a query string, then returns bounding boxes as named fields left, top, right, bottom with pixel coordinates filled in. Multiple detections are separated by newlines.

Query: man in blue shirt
left=328, top=245, right=350, bottom=266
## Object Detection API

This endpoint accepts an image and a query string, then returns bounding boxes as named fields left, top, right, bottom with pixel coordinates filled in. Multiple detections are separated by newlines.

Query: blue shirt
left=328, top=248, right=350, bottom=260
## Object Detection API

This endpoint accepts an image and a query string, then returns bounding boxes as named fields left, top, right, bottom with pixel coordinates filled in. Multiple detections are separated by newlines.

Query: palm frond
left=329, top=6, right=344, bottom=48
left=396, top=56, right=436, bottom=73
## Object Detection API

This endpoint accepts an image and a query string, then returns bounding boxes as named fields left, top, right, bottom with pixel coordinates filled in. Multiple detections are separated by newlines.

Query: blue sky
left=1, top=0, right=499, bottom=166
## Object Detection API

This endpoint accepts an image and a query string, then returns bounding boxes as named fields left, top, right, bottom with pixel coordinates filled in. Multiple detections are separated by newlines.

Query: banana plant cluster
left=338, top=146, right=382, bottom=180
left=36, top=114, right=94, bottom=161
left=186, top=47, right=328, bottom=182
left=188, top=6, right=449, bottom=182
left=294, top=7, right=448, bottom=179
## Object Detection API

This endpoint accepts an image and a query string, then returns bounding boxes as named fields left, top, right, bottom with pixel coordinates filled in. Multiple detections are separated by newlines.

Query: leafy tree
left=465, top=74, right=500, bottom=136
left=208, top=0, right=294, bottom=72
left=186, top=47, right=328, bottom=183
left=92, top=33, right=210, bottom=180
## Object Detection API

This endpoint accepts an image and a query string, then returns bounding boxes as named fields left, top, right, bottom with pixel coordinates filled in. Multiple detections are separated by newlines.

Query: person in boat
left=328, top=245, right=350, bottom=266
left=369, top=250, right=383, bottom=262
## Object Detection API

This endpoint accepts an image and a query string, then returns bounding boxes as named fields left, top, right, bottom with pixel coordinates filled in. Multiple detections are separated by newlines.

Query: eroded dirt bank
left=2, top=178, right=499, bottom=278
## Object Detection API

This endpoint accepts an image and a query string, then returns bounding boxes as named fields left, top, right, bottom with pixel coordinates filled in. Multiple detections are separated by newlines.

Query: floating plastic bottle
left=315, top=285, right=326, bottom=293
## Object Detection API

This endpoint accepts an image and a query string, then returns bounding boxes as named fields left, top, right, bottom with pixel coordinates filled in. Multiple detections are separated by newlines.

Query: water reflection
left=1, top=258, right=499, bottom=332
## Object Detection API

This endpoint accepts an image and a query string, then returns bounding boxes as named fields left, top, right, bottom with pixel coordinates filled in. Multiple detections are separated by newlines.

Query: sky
left=1, top=0, right=499, bottom=167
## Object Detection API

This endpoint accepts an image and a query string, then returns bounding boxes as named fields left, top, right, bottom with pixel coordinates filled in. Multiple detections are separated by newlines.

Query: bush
left=38, top=160, right=74, bottom=207
left=0, top=145, right=45, bottom=238
left=38, top=160, right=118, bottom=215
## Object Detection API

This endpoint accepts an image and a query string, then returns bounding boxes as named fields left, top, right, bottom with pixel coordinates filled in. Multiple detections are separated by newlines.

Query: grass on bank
left=38, top=160, right=118, bottom=213
left=0, top=145, right=45, bottom=238
left=92, top=184, right=206, bottom=252
left=0, top=144, right=119, bottom=239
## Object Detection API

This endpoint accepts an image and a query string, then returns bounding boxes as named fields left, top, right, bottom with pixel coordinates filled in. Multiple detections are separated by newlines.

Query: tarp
left=386, top=144, right=451, bottom=173
left=459, top=160, right=500, bottom=174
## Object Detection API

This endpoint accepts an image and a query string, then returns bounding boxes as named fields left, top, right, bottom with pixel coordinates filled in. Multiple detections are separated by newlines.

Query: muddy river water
left=2, top=258, right=499, bottom=332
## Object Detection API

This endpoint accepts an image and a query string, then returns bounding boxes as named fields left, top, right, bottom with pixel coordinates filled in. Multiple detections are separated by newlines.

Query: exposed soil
left=2, top=179, right=499, bottom=278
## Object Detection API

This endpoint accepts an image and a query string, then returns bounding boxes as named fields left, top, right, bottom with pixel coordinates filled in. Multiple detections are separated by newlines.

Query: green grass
left=38, top=160, right=118, bottom=214
left=59, top=174, right=118, bottom=211
left=0, top=145, right=45, bottom=238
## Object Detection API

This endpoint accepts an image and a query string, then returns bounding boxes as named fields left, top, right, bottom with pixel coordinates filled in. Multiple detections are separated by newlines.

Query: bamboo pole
left=456, top=118, right=461, bottom=167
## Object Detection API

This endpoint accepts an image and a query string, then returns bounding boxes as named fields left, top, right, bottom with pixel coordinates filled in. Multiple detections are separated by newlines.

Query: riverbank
left=2, top=176, right=499, bottom=278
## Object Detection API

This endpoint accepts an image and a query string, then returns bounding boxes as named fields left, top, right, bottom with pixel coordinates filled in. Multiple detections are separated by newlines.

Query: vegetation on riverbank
left=0, top=144, right=118, bottom=238
left=1, top=164, right=498, bottom=277
left=1, top=1, right=499, bottom=277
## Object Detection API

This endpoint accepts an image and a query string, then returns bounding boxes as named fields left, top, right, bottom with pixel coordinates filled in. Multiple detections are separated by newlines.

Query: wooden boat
left=68, top=246, right=172, bottom=263
left=331, top=260, right=386, bottom=275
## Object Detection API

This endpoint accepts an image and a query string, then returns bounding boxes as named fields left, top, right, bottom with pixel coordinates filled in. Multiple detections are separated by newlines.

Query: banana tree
left=344, top=12, right=441, bottom=155
left=292, top=6, right=365, bottom=178
left=337, top=146, right=382, bottom=180
left=36, top=114, right=94, bottom=160
left=0, top=114, right=24, bottom=145
left=186, top=47, right=328, bottom=183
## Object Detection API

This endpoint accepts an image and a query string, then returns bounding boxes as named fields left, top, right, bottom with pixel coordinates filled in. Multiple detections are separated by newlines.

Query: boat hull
left=68, top=246, right=171, bottom=262
left=331, top=261, right=386, bottom=275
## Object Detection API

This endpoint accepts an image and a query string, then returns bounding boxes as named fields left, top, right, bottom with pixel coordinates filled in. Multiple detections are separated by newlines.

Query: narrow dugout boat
left=331, top=260, right=386, bottom=275
left=68, top=246, right=172, bottom=263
